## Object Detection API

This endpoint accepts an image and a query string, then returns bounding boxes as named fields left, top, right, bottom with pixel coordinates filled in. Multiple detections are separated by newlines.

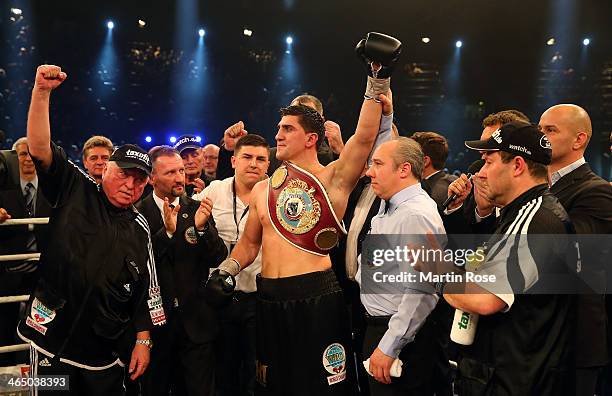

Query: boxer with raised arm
left=205, top=33, right=401, bottom=395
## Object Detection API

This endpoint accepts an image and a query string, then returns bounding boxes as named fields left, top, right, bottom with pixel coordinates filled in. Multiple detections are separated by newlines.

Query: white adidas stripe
left=67, top=158, right=99, bottom=188
left=520, top=196, right=543, bottom=235
left=134, top=214, right=159, bottom=289
left=505, top=198, right=538, bottom=236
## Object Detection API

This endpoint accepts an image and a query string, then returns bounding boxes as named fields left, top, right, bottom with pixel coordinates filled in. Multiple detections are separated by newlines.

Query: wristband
left=364, top=76, right=390, bottom=101
left=219, top=257, right=241, bottom=276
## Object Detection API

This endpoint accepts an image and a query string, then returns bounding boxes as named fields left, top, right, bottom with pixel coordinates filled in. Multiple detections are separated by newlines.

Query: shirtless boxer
left=205, top=32, right=401, bottom=395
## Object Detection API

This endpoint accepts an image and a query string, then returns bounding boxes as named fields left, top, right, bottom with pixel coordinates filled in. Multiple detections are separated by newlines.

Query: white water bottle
left=450, top=309, right=479, bottom=345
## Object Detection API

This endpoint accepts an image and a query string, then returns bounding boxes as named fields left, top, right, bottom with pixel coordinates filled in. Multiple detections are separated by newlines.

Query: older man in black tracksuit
left=19, top=65, right=164, bottom=395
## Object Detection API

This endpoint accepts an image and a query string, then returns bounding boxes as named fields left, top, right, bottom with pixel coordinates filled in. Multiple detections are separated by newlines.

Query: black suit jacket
left=421, top=170, right=458, bottom=209
left=0, top=183, right=51, bottom=273
left=136, top=193, right=228, bottom=344
left=550, top=163, right=612, bottom=367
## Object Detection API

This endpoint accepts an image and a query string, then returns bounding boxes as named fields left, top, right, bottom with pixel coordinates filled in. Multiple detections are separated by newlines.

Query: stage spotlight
left=421, top=37, right=430, bottom=44
left=243, top=29, right=253, bottom=37
left=138, top=19, right=146, bottom=28
left=169, top=136, right=177, bottom=144
left=286, top=36, right=293, bottom=45
left=107, top=21, right=114, bottom=30
left=145, top=136, right=152, bottom=143
left=10, top=8, right=22, bottom=15
left=582, top=38, right=590, bottom=46
left=198, top=28, right=205, bottom=38
left=455, top=40, right=462, bottom=48
left=547, top=37, right=555, bottom=46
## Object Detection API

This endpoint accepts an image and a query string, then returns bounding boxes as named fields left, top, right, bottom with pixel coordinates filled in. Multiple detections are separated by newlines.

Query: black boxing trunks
left=255, top=270, right=353, bottom=395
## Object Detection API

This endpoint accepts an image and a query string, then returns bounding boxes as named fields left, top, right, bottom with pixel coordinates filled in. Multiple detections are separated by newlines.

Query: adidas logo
left=39, top=358, right=51, bottom=367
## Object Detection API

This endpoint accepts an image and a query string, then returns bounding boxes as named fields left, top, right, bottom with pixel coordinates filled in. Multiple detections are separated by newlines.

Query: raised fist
left=355, top=32, right=402, bottom=79
left=223, top=121, right=248, bottom=151
left=34, top=65, right=67, bottom=92
left=324, top=120, right=344, bottom=155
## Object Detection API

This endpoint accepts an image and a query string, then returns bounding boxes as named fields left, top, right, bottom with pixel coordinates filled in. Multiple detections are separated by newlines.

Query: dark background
left=1, top=0, right=611, bottom=176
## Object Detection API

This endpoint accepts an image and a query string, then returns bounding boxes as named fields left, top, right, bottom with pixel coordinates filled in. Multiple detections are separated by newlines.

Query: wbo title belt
left=267, top=162, right=346, bottom=256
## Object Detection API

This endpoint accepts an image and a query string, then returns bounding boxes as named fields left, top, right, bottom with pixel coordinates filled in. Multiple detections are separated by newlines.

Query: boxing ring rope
left=0, top=217, right=49, bottom=358
left=1, top=217, right=49, bottom=226
left=0, top=254, right=40, bottom=262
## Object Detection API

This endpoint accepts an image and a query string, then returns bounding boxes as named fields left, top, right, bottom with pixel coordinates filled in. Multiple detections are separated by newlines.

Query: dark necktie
left=383, top=200, right=392, bottom=215
left=24, top=182, right=35, bottom=217
left=23, top=182, right=37, bottom=253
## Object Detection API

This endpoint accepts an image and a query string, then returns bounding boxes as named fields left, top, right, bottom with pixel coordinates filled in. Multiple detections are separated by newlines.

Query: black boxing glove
left=355, top=32, right=402, bottom=100
left=203, top=258, right=240, bottom=308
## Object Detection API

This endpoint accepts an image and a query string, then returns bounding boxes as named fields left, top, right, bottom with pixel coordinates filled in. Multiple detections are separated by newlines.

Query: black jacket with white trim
left=17, top=142, right=164, bottom=369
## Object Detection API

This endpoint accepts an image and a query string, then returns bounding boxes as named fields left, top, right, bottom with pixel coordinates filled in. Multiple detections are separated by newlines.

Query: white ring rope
left=0, top=253, right=40, bottom=262
left=0, top=217, right=49, bottom=226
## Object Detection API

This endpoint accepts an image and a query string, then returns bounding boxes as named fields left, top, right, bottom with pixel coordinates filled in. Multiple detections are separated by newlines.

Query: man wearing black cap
left=174, top=134, right=214, bottom=197
left=18, top=65, right=165, bottom=395
left=440, top=122, right=577, bottom=395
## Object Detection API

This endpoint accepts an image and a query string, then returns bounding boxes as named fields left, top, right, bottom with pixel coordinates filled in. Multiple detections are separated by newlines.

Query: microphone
left=441, top=159, right=484, bottom=210
left=467, top=159, right=485, bottom=175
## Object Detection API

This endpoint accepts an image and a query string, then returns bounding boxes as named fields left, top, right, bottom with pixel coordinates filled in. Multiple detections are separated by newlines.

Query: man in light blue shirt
left=357, top=137, right=446, bottom=395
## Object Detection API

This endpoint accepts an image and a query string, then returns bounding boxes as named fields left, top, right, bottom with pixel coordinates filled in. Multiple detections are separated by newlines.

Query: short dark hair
left=482, top=110, right=530, bottom=128
left=280, top=104, right=326, bottom=149
left=410, top=131, right=449, bottom=170
left=499, top=151, right=548, bottom=180
left=148, top=145, right=180, bottom=169
left=291, top=94, right=324, bottom=116
left=82, top=135, right=113, bottom=159
left=235, top=134, right=270, bottom=155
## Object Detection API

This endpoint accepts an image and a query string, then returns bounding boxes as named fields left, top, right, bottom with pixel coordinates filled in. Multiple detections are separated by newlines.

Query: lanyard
left=232, top=177, right=249, bottom=242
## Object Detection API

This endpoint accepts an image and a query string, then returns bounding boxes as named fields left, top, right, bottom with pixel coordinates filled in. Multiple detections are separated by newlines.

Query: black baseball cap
left=464, top=121, right=552, bottom=165
left=174, top=135, right=202, bottom=154
left=109, top=144, right=152, bottom=175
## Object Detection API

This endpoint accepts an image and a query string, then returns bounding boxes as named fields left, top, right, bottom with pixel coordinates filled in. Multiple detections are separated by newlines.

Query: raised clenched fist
left=323, top=120, right=344, bottom=155
left=223, top=121, right=248, bottom=151
left=34, top=65, right=67, bottom=92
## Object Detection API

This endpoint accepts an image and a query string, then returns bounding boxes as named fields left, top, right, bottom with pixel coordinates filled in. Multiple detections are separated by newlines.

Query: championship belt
left=267, top=162, right=347, bottom=256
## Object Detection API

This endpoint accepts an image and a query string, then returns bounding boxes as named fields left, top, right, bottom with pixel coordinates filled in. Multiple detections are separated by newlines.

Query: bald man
left=539, top=104, right=612, bottom=396
left=202, top=144, right=220, bottom=180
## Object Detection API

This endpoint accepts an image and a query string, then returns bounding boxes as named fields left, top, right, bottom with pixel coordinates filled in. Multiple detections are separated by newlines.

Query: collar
left=20, top=177, right=38, bottom=192
left=499, top=184, right=549, bottom=220
left=379, top=182, right=423, bottom=215
left=550, top=157, right=585, bottom=186
left=100, top=190, right=135, bottom=216
left=424, top=169, right=442, bottom=180
left=152, top=193, right=180, bottom=215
